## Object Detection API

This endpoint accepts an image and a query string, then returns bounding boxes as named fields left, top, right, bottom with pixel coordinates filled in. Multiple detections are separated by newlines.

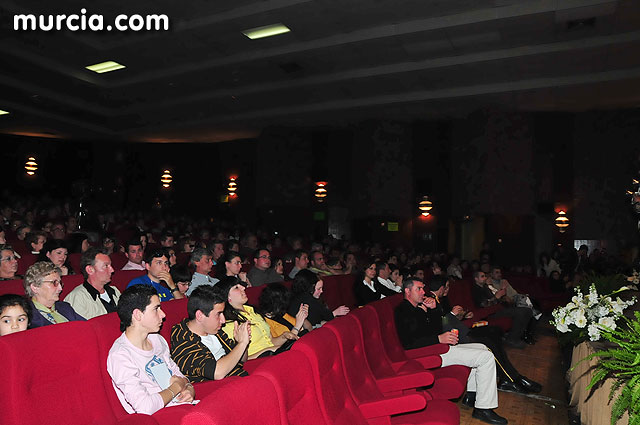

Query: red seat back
left=321, top=274, right=356, bottom=310
left=254, top=351, right=326, bottom=425
left=292, top=328, right=369, bottom=425
left=180, top=375, right=283, bottom=425
left=68, top=253, right=83, bottom=276
left=109, top=252, right=128, bottom=271
left=111, top=270, right=146, bottom=292
left=60, top=274, right=85, bottom=299
left=87, top=312, right=133, bottom=420
left=17, top=253, right=37, bottom=275
left=369, top=295, right=412, bottom=363
left=0, top=321, right=118, bottom=425
left=158, top=297, right=188, bottom=343
left=0, top=279, right=25, bottom=296
left=350, top=305, right=420, bottom=377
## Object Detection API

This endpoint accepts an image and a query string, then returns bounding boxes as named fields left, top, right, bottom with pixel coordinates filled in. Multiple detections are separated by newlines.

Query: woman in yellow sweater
left=218, top=276, right=298, bottom=359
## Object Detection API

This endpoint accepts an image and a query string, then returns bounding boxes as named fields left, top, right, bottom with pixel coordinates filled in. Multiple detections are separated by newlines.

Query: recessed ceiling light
left=0, top=110, right=9, bottom=116
left=242, top=23, right=290, bottom=40
left=85, top=61, right=126, bottom=74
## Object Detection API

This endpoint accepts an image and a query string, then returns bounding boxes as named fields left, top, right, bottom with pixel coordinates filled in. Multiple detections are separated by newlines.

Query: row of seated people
left=0, top=276, right=478, bottom=425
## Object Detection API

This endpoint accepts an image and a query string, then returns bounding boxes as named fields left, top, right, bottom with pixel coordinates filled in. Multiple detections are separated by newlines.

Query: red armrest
left=359, top=393, right=426, bottom=418
left=117, top=414, right=159, bottom=425
left=376, top=371, right=434, bottom=393
left=413, top=355, right=442, bottom=369
left=406, top=343, right=449, bottom=358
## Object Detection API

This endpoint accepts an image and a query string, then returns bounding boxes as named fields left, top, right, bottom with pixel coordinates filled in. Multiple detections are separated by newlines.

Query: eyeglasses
left=1, top=256, right=17, bottom=262
left=42, top=279, right=63, bottom=288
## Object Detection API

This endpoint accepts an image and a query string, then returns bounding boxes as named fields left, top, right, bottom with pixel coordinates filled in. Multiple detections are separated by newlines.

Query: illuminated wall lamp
left=161, top=170, right=173, bottom=188
left=315, top=181, right=328, bottom=203
left=418, top=196, right=433, bottom=216
left=555, top=210, right=569, bottom=233
left=228, top=177, right=238, bottom=197
left=25, top=156, right=38, bottom=176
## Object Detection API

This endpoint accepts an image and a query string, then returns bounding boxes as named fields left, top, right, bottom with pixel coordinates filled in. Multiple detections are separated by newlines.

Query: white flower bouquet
left=552, top=285, right=636, bottom=344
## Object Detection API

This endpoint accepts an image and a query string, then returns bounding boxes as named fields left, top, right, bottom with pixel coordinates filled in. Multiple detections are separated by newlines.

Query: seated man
left=395, top=277, right=507, bottom=425
left=246, top=248, right=283, bottom=287
left=0, top=244, right=21, bottom=281
left=307, top=250, right=334, bottom=276
left=375, top=261, right=401, bottom=295
left=64, top=247, right=120, bottom=319
left=288, top=249, right=309, bottom=279
left=471, top=271, right=533, bottom=348
left=121, top=239, right=145, bottom=271
left=171, top=286, right=249, bottom=382
left=107, top=285, right=195, bottom=415
left=127, top=249, right=184, bottom=301
left=185, top=248, right=219, bottom=296
left=430, top=275, right=541, bottom=394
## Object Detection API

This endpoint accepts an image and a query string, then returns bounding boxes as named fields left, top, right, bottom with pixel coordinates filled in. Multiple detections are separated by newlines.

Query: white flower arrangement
left=552, top=285, right=636, bottom=342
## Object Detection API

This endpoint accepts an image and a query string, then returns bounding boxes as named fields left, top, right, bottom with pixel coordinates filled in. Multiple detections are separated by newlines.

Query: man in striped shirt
left=170, top=285, right=249, bottom=381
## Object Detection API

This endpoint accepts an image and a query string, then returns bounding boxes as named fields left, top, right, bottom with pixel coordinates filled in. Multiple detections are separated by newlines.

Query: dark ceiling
left=1, top=0, right=639, bottom=142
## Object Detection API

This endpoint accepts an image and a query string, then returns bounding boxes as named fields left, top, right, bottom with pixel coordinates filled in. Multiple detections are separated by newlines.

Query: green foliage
left=586, top=311, right=640, bottom=425
left=576, top=273, right=629, bottom=296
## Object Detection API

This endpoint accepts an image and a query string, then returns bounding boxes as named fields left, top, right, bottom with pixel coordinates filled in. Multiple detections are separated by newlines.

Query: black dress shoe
left=472, top=408, right=508, bottom=424
left=518, top=376, right=542, bottom=393
left=497, top=380, right=527, bottom=393
left=462, top=391, right=476, bottom=408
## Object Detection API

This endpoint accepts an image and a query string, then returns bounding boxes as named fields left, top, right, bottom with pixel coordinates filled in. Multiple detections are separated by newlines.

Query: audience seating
left=110, top=252, right=129, bottom=271
left=1, top=282, right=469, bottom=424
left=17, top=252, right=37, bottom=275
left=349, top=305, right=469, bottom=400
left=446, top=279, right=512, bottom=331
left=293, top=326, right=460, bottom=425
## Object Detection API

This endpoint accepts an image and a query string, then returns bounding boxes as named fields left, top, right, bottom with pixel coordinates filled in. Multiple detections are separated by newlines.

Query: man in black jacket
left=430, top=275, right=541, bottom=394
left=395, top=277, right=508, bottom=425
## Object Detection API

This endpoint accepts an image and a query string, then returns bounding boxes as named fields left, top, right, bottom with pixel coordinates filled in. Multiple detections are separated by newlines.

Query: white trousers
left=439, top=343, right=498, bottom=409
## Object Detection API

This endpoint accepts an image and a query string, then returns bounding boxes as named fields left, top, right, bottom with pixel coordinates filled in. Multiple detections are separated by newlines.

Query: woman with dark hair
left=258, top=282, right=311, bottom=338
left=217, top=276, right=297, bottom=359
left=353, top=260, right=384, bottom=307
left=39, top=239, right=74, bottom=275
left=288, top=269, right=349, bottom=327
left=223, top=251, right=251, bottom=286
left=68, top=232, right=90, bottom=254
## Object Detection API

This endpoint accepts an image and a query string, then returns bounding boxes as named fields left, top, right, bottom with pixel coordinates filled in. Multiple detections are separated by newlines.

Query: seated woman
left=218, top=276, right=297, bottom=359
left=39, top=239, right=74, bottom=276
left=223, top=251, right=251, bottom=286
left=353, top=260, right=385, bottom=306
left=258, top=282, right=311, bottom=338
left=288, top=269, right=349, bottom=327
left=24, top=261, right=85, bottom=328
left=270, top=257, right=285, bottom=280
left=108, top=285, right=195, bottom=415
left=0, top=294, right=31, bottom=336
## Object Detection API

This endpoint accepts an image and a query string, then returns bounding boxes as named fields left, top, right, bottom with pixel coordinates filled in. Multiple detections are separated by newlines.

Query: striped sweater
left=170, top=319, right=248, bottom=382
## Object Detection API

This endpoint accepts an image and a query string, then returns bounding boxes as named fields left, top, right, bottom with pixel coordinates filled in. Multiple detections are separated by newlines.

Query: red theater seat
left=321, top=274, right=357, bottom=310
left=158, top=297, right=188, bottom=342
left=0, top=279, right=25, bottom=296
left=17, top=252, right=37, bottom=275
left=350, top=305, right=468, bottom=400
left=110, top=252, right=128, bottom=271
left=446, top=279, right=512, bottom=332
left=254, top=350, right=332, bottom=425
left=293, top=326, right=460, bottom=425
left=111, top=270, right=146, bottom=292
left=60, top=273, right=85, bottom=299
left=0, top=321, right=158, bottom=425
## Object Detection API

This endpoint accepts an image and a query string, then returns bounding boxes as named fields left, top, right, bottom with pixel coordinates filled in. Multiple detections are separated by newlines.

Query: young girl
left=0, top=294, right=31, bottom=336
